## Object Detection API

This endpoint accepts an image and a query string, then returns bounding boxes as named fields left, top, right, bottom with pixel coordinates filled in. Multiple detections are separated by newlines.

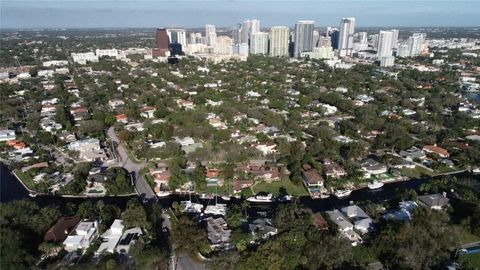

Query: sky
left=1, top=0, right=480, bottom=29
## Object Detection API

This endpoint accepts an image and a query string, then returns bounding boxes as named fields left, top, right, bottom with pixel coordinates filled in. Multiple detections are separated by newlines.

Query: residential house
left=44, top=216, right=81, bottom=242
left=360, top=158, right=387, bottom=178
left=68, top=138, right=107, bottom=162
left=63, top=219, right=99, bottom=252
left=301, top=165, right=324, bottom=197
left=341, top=205, right=374, bottom=234
left=418, top=193, right=449, bottom=210
left=325, top=210, right=362, bottom=246
left=399, top=146, right=426, bottom=161
left=140, top=106, right=156, bottom=119
left=312, top=212, right=329, bottom=231
left=0, top=129, right=16, bottom=142
left=176, top=99, right=195, bottom=110
left=175, top=137, right=195, bottom=147
left=205, top=217, right=231, bottom=249
left=206, top=169, right=222, bottom=186
left=116, top=227, right=143, bottom=254
left=248, top=219, right=278, bottom=240
left=150, top=163, right=171, bottom=192
left=323, top=159, right=347, bottom=179
left=96, top=219, right=124, bottom=254
left=232, top=180, right=254, bottom=194
left=254, top=142, right=277, bottom=155
left=233, top=112, right=247, bottom=122
left=249, top=166, right=280, bottom=182
left=70, top=107, right=89, bottom=121
left=115, top=114, right=128, bottom=124
left=422, top=145, right=449, bottom=158
left=108, top=99, right=125, bottom=111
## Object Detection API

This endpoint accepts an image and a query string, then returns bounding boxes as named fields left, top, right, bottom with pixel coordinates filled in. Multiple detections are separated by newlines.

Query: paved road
left=106, top=127, right=156, bottom=203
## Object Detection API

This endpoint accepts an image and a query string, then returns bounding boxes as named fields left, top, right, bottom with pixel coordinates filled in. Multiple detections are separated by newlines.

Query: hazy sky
left=1, top=0, right=479, bottom=29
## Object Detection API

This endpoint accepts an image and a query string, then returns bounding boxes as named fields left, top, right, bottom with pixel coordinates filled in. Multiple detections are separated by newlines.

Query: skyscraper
left=329, top=29, right=340, bottom=50
left=269, top=26, right=289, bottom=57
left=232, top=24, right=241, bottom=44
left=205, top=24, right=217, bottom=46
left=294, top=20, right=315, bottom=58
left=391, top=29, right=399, bottom=49
left=338, top=17, right=356, bottom=57
left=240, top=20, right=251, bottom=44
left=154, top=28, right=169, bottom=57
left=312, top=30, right=320, bottom=48
left=377, top=30, right=394, bottom=58
left=249, top=32, right=268, bottom=55
left=166, top=29, right=187, bottom=47
left=408, top=33, right=426, bottom=56
left=215, top=36, right=233, bottom=55
left=250, top=19, right=260, bottom=34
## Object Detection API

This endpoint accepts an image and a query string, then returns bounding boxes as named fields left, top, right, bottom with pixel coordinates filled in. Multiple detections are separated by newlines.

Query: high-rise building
left=358, top=32, right=368, bottom=44
left=166, top=29, right=187, bottom=47
left=215, top=36, right=233, bottom=55
left=250, top=19, right=260, bottom=34
left=338, top=17, right=356, bottom=57
left=234, top=43, right=249, bottom=56
left=294, top=20, right=315, bottom=58
left=240, top=20, right=251, bottom=44
left=249, top=32, right=268, bottom=55
left=318, top=36, right=332, bottom=48
left=397, top=44, right=410, bottom=57
left=189, top=33, right=197, bottom=44
left=408, top=33, right=426, bottom=56
left=154, top=28, right=170, bottom=57
left=269, top=26, right=289, bottom=57
left=312, top=30, right=320, bottom=48
left=205, top=24, right=217, bottom=46
left=232, top=24, right=241, bottom=44
left=391, top=29, right=399, bottom=49
left=377, top=30, right=394, bottom=58
left=329, top=29, right=340, bottom=50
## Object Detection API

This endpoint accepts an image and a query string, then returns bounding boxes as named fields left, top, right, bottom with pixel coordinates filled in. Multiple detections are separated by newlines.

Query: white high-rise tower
left=269, top=26, right=289, bottom=57
left=338, top=17, right=356, bottom=57
left=294, top=20, right=315, bottom=58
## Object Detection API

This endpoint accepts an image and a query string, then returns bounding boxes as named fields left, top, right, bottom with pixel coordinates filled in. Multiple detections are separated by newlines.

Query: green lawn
left=252, top=179, right=308, bottom=196
left=458, top=226, right=480, bottom=244
left=400, top=166, right=434, bottom=178
left=13, top=170, right=36, bottom=190
left=459, top=253, right=480, bottom=269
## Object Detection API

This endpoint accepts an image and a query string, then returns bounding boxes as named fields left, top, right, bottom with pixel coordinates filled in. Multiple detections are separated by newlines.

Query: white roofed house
left=0, top=129, right=16, bottom=142
left=253, top=142, right=277, bottom=156
left=108, top=99, right=125, bottom=111
left=96, top=219, right=124, bottom=255
left=323, top=159, right=347, bottom=179
left=67, top=138, right=107, bottom=162
left=340, top=205, right=374, bottom=234
left=325, top=209, right=362, bottom=246
left=140, top=106, right=156, bottom=119
left=360, top=158, right=388, bottom=178
left=63, top=219, right=99, bottom=252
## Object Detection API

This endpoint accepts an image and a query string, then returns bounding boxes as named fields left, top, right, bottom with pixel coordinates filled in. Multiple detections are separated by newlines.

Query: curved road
left=107, top=127, right=156, bottom=203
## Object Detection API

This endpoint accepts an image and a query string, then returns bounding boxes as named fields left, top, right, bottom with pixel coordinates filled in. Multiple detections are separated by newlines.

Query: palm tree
left=241, top=200, right=250, bottom=219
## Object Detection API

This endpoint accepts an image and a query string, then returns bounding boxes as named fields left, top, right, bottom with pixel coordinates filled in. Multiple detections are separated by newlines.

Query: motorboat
left=472, top=167, right=480, bottom=175
left=277, top=195, right=292, bottom=202
left=180, top=201, right=203, bottom=214
left=28, top=191, right=38, bottom=198
left=204, top=203, right=227, bottom=216
left=247, top=193, right=274, bottom=203
left=156, top=191, right=171, bottom=197
left=333, top=189, right=352, bottom=199
left=368, top=181, right=384, bottom=190
left=221, top=195, right=231, bottom=201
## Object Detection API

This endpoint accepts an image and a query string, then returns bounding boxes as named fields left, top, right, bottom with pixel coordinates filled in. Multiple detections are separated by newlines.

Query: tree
left=172, top=216, right=210, bottom=257
left=122, top=199, right=149, bottom=229
left=240, top=200, right=250, bottom=219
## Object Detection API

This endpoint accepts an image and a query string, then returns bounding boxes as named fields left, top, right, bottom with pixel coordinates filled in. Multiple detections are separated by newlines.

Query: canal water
left=1, top=162, right=479, bottom=216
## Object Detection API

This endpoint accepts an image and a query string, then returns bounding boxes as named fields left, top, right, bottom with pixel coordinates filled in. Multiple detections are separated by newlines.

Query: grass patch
left=252, top=179, right=308, bottom=196
left=13, top=170, right=36, bottom=190
left=400, top=166, right=434, bottom=178
left=459, top=253, right=480, bottom=269
left=457, top=226, right=480, bottom=244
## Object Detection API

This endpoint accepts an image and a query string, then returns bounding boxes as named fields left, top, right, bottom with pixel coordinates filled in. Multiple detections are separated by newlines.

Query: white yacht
left=368, top=181, right=384, bottom=190
left=247, top=193, right=274, bottom=203
left=180, top=201, right=203, bottom=214
left=333, top=189, right=352, bottom=199
left=204, top=203, right=227, bottom=216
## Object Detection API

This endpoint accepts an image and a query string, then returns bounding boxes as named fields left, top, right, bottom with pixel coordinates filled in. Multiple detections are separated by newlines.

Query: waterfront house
left=206, top=169, right=222, bottom=186
left=323, top=159, right=347, bottom=179
left=63, top=219, right=99, bottom=252
left=205, top=217, right=231, bottom=249
left=116, top=227, right=143, bottom=254
left=248, top=219, right=278, bottom=240
left=44, top=216, right=81, bottom=242
left=399, top=146, right=426, bottom=161
left=96, top=219, right=124, bottom=255
left=325, top=210, right=362, bottom=246
left=418, top=193, right=449, bottom=210
left=422, top=145, right=450, bottom=158
left=360, top=158, right=388, bottom=177
left=232, top=180, right=254, bottom=194
left=150, top=162, right=171, bottom=189
left=301, top=165, right=324, bottom=197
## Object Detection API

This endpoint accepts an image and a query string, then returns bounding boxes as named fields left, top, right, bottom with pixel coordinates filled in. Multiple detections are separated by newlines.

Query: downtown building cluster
left=151, top=17, right=429, bottom=66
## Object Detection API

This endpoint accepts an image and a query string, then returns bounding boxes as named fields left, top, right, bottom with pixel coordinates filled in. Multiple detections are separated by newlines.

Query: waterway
left=1, top=162, right=479, bottom=216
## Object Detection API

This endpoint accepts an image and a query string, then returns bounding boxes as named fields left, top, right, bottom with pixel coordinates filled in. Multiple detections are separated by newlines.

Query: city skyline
left=1, top=0, right=479, bottom=29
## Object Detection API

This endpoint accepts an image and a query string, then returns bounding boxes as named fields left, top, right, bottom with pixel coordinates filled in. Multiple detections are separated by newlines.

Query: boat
left=333, top=189, right=352, bottom=199
left=156, top=191, right=171, bottom=197
left=28, top=191, right=38, bottom=198
left=368, top=181, right=384, bottom=190
left=221, top=195, right=231, bottom=201
left=204, top=203, right=227, bottom=216
left=472, top=167, right=480, bottom=175
left=247, top=193, right=274, bottom=203
left=277, top=195, right=292, bottom=202
left=180, top=201, right=203, bottom=214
